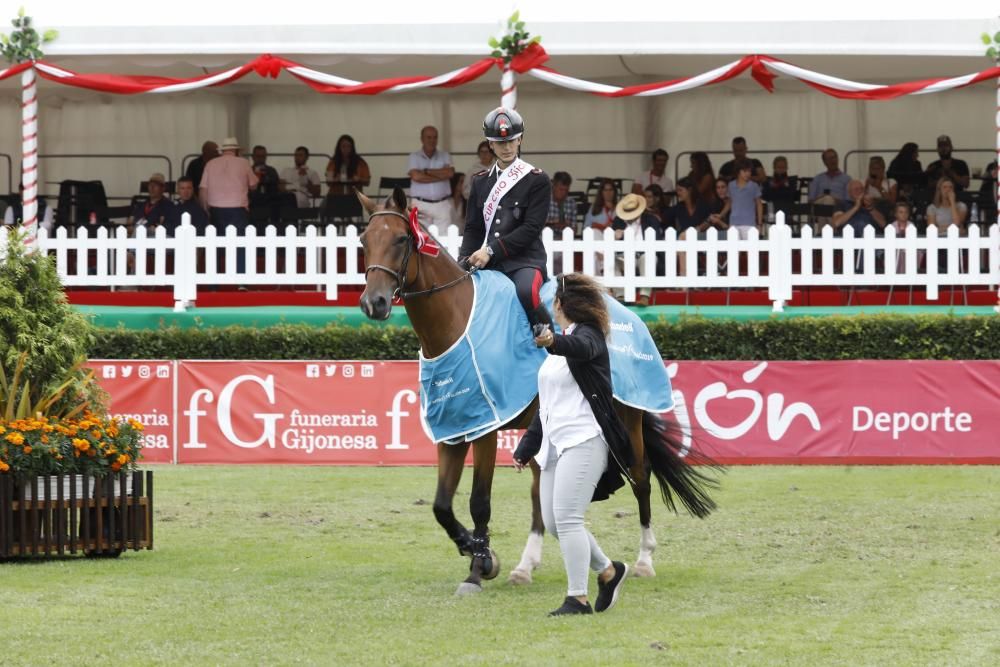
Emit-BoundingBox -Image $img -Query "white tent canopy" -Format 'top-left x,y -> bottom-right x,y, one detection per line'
2,3 -> 998,202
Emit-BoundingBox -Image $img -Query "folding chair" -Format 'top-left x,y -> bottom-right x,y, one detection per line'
377,177 -> 411,200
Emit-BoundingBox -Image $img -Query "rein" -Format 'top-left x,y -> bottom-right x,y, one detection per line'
363,210 -> 474,301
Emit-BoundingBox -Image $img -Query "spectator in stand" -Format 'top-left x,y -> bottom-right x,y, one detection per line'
250,145 -> 281,198
761,155 -> 798,216
185,140 -> 218,191
926,177 -> 967,235
978,161 -> 997,226
667,177 -> 715,279
718,137 -> 763,182
463,141 -> 494,200
707,177 -> 729,229
864,156 -> 897,214
887,142 -> 923,197
199,136 -> 259,274
723,159 -> 763,240
546,171 -> 578,235
128,172 -> 175,233
633,148 -> 674,194
326,134 -> 372,195
407,125 -> 455,228
751,163 -> 768,187
279,146 -> 322,208
808,148 -> 851,204
584,179 -> 618,231
642,184 -> 669,226
170,176 -> 209,234
888,201 -> 920,273
831,179 -> 887,236
3,180 -> 53,232
611,193 -> 661,306
449,172 -> 466,233
925,135 -> 970,192
687,151 -> 717,206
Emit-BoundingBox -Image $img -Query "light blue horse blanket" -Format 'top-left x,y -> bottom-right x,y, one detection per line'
419,271 -> 674,444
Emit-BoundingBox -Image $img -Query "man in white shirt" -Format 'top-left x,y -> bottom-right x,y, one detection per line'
407,125 -> 455,228
633,148 -> 674,194
279,145 -> 322,208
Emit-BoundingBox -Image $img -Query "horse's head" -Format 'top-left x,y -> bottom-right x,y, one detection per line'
358,187 -> 412,320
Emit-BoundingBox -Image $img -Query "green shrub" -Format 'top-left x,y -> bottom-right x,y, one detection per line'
88,314 -> 1000,361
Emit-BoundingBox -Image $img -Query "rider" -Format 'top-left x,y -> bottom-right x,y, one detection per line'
459,107 -> 554,331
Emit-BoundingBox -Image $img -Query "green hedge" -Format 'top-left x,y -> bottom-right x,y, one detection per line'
89,313 -> 1000,361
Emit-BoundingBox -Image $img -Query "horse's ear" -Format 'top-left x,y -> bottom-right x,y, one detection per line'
355,189 -> 376,215
391,187 -> 408,214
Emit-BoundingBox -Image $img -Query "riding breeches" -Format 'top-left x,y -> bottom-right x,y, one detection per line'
505,266 -> 551,327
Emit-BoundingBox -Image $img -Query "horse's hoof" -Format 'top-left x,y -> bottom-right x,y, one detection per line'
455,582 -> 483,596
481,549 -> 501,581
507,568 -> 533,585
633,561 -> 656,578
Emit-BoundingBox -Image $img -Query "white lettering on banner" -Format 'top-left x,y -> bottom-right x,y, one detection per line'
182,388 -> 214,449
121,366 -> 133,378
686,362 -> 821,441
325,364 -> 338,377
361,364 -> 374,378
217,374 -> 284,449
306,364 -> 320,378
386,389 -> 417,450
343,365 -> 355,378
852,406 -> 973,441
102,366 -> 116,379
281,429 -> 377,453
289,409 -> 377,427
482,158 -> 534,232
111,409 -> 171,450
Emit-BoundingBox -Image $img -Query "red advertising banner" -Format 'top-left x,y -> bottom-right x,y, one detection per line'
94,359 -> 1000,466
90,360 -> 175,464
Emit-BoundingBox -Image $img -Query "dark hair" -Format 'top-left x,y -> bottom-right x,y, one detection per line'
555,273 -> 610,337
895,200 -> 912,213
333,134 -> 361,179
552,171 -> 572,187
177,176 -> 194,186
894,142 -> 919,163
644,183 -> 666,209
675,176 -> 697,203
689,152 -> 715,181
732,136 -> 747,146
734,158 -> 752,173
252,145 -> 266,153
590,178 -> 618,215
651,148 -> 668,161
295,145 -> 310,156
476,140 -> 490,154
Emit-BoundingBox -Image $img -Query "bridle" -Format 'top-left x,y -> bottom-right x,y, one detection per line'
363,210 -> 473,301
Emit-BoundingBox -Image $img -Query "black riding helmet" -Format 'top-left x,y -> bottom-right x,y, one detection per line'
483,107 -> 524,142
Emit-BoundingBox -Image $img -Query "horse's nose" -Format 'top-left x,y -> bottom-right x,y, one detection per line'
360,292 -> 389,320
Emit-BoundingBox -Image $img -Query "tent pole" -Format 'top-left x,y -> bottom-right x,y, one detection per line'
21,64 -> 38,246
501,64 -> 516,109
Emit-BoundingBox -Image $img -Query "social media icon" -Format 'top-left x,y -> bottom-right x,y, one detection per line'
324,364 -> 337,377
121,366 -> 133,378
138,366 -> 151,379
102,366 -> 117,379
156,365 -> 170,378
306,364 -> 320,378
342,365 -> 355,378
361,364 -> 374,378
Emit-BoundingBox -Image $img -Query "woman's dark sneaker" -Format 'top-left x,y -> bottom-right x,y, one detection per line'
595,561 -> 629,612
548,596 -> 594,616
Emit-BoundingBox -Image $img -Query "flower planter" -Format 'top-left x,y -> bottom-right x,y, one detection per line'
0,471 -> 153,558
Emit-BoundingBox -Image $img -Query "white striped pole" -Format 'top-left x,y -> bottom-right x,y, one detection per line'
21,64 -> 38,247
501,63 -> 517,109
995,63 -> 1000,312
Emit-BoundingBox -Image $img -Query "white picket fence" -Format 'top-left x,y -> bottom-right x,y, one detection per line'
3,213 -> 997,313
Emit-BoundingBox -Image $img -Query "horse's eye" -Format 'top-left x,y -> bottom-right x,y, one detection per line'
393,236 -> 409,246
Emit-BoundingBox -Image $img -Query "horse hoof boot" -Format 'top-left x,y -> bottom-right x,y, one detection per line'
507,568 -> 533,585
455,581 -> 483,596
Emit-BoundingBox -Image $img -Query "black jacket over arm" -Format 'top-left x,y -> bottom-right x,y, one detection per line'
513,322 -> 634,501
460,167 -> 550,274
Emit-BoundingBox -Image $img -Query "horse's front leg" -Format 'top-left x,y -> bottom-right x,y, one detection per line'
433,441 -> 475,561
508,459 -> 545,585
457,434 -> 501,595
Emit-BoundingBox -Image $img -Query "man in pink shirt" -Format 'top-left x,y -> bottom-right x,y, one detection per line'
199,136 -> 258,273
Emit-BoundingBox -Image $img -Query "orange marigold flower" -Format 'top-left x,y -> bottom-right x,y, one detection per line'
127,419 -> 145,431
107,426 -> 119,437
78,420 -> 92,430
87,449 -> 96,457
91,430 -> 102,439
0,460 -> 8,472
111,462 -> 122,472
5,432 -> 24,445
41,435 -> 49,444
72,438 -> 90,451
116,454 -> 128,465
23,445 -> 32,454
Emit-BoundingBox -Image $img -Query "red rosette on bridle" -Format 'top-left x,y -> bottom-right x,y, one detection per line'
408,207 -> 440,257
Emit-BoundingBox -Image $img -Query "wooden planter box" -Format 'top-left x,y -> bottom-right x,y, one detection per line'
0,471 -> 153,559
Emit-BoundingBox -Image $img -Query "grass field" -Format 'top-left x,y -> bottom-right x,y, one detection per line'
2,465 -> 998,666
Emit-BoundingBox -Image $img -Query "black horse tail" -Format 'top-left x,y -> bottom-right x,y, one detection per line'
642,411 -> 723,519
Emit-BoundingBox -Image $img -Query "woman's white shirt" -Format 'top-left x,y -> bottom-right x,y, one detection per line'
534,324 -> 604,469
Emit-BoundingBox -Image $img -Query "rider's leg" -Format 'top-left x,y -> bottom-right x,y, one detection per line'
509,267 -> 552,329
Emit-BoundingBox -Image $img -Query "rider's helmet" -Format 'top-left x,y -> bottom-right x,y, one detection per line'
483,107 -> 524,142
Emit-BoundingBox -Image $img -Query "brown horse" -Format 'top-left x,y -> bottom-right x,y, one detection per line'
358,189 -> 718,595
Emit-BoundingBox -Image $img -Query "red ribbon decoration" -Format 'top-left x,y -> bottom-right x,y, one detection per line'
408,207 -> 441,257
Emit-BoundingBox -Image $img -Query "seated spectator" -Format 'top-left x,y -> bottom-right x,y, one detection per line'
718,136 -> 763,182
642,184 -> 669,226
250,145 -> 281,197
751,163 -> 767,186
611,193 -> 662,306
128,172 -> 175,232
925,135 -> 970,192
666,177 -> 712,239
762,155 -> 798,213
3,180 -> 53,233
279,146 -> 322,208
185,140 -> 219,191
463,141 -> 494,200
546,171 -> 577,234
830,179 -> 887,236
725,160 -> 763,240
864,156 -> 897,211
449,172 -> 466,233
887,201 -> 921,273
326,134 -> 372,195
707,177 -> 729,228
169,176 -> 209,234
583,178 -> 618,231
888,142 -> 923,195
808,148 -> 851,204
926,177 -> 967,235
977,161 -> 997,225
633,148 -> 674,193
687,151 -> 717,206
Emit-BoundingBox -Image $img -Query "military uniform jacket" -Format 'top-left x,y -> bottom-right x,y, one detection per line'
459,165 -> 551,274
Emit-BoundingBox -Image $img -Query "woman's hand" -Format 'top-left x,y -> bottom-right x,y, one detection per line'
512,456 -> 527,472
534,327 -> 555,348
